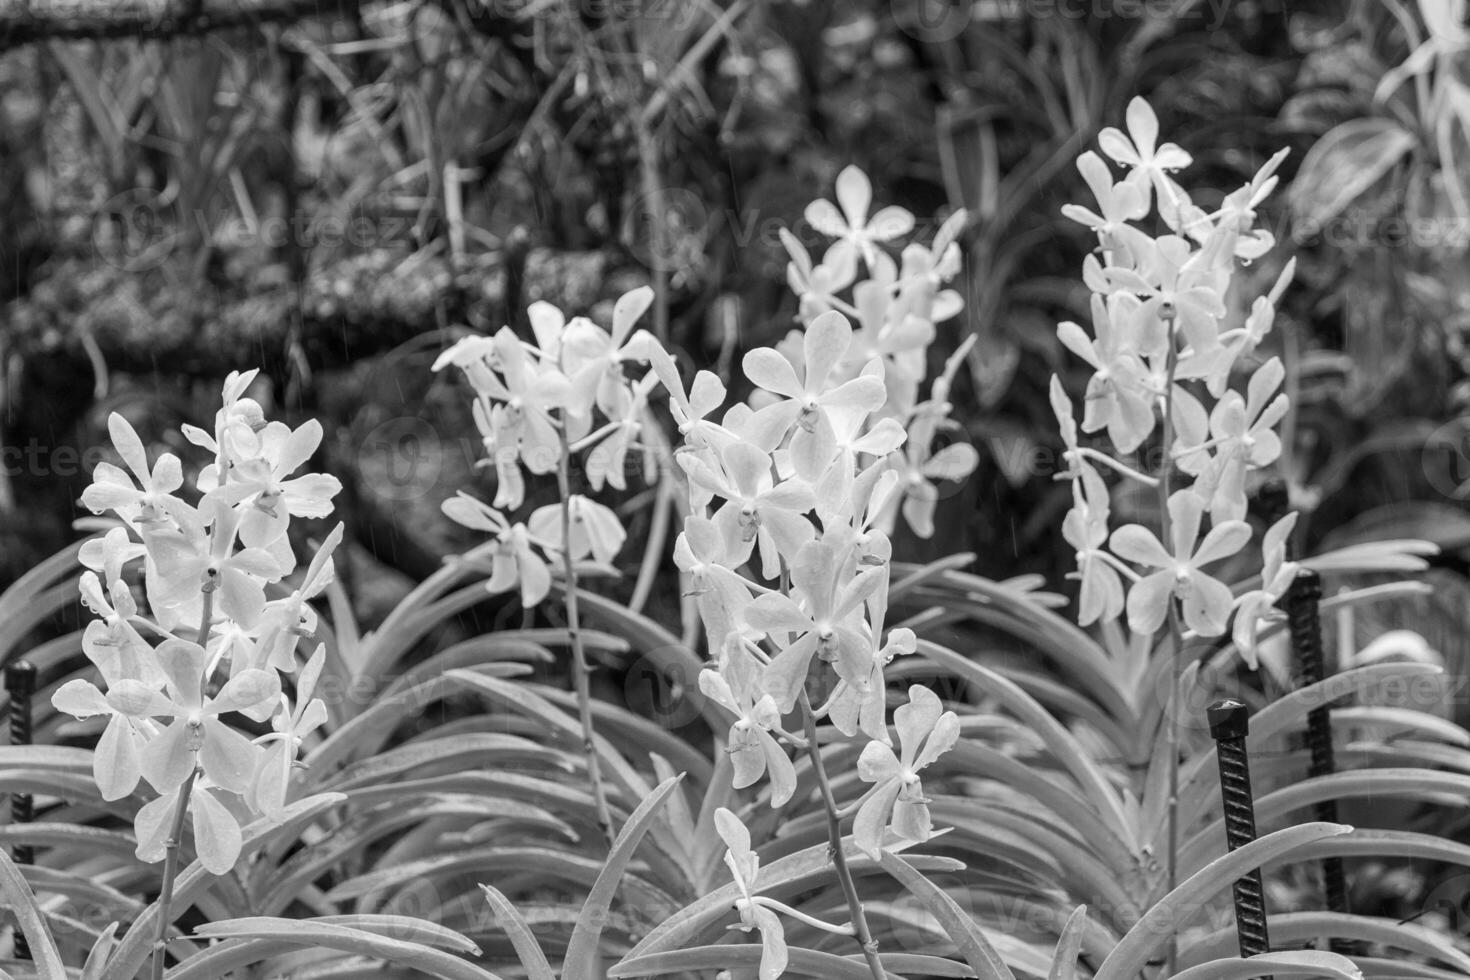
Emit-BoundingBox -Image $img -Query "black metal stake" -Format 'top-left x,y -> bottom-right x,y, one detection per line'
1209,698 -> 1272,971
1283,569 -> 1352,951
6,660 -> 35,962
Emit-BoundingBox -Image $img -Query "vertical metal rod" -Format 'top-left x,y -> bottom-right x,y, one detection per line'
1257,478 -> 1353,951
1208,698 -> 1272,970
1283,569 -> 1351,948
6,660 -> 36,962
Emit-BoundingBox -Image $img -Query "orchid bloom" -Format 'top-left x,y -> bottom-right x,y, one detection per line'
133,639 -> 279,796
229,419 -> 342,549
52,678 -> 155,800
743,539 -> 885,711
1097,97 -> 1193,220
804,165 -> 915,269
1105,234 -> 1228,356
1057,292 -> 1156,454
1183,359 -> 1290,524
80,413 -> 185,527
441,492 -> 553,606
825,626 -> 916,743
700,642 -> 796,806
79,571 -> 165,688
1062,151 -> 1150,260
1232,513 -> 1300,669
142,498 -> 283,631
133,777 -> 243,875
1110,490 -> 1252,636
251,523 -> 343,674
527,494 -> 627,566
783,228 -> 859,319
742,310 -> 888,480
714,807 -> 853,980
854,685 -> 960,858
561,286 -> 658,416
682,441 -> 816,581
1062,468 -> 1126,627
253,644 -> 329,815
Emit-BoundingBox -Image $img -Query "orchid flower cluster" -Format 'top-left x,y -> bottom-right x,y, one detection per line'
640,168 -> 976,977
54,371 -> 342,873
1053,96 -> 1299,664
429,293 -> 659,604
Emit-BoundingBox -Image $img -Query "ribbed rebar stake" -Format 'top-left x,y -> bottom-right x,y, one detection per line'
1208,698 -> 1272,972
1283,568 -> 1351,947
6,660 -> 35,962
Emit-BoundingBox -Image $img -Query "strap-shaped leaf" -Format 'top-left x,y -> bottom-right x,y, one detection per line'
1047,906 -> 1088,980
1186,910 -> 1470,973
1170,950 -> 1360,980
562,774 -> 684,978
610,944 -> 901,979
172,920 -> 503,980
879,851 -> 1015,980
1096,823 -> 1351,980
0,847 -> 67,979
480,885 -> 556,980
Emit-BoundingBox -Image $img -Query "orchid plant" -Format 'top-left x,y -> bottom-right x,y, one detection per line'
641,166 -> 980,980
1052,95 -> 1306,926
56,371 -> 343,978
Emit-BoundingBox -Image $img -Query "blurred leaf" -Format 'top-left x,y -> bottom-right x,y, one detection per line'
1291,117 -> 1417,227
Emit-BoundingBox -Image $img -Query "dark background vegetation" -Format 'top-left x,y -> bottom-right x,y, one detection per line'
2,0 -> 1469,650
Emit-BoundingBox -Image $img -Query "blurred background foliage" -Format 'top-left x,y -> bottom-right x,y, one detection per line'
2,0 -> 1469,646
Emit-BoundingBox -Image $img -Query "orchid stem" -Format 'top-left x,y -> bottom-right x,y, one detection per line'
150,766 -> 199,980
798,689 -> 886,980
557,425 -> 616,849
1158,311 -> 1183,978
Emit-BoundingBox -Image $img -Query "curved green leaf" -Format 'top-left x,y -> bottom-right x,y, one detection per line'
479,885 -> 556,980
1095,823 -> 1351,980
0,847 -> 67,980
878,851 -> 1015,980
562,774 -> 684,978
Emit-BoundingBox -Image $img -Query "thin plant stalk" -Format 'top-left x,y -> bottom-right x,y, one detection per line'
556,425 -> 616,848
797,689 -> 887,980
150,580 -> 216,980
151,766 -> 200,980
1156,310 -> 1184,976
